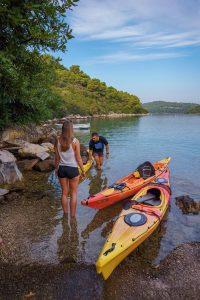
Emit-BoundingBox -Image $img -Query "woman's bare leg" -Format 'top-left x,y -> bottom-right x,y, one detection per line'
69,176 -> 80,217
59,178 -> 69,214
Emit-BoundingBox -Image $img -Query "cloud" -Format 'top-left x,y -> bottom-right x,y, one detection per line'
92,51 -> 186,64
70,0 -> 200,48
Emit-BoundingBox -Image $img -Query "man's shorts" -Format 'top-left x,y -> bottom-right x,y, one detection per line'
93,152 -> 103,158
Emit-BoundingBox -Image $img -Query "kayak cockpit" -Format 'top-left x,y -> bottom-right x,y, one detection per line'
135,188 -> 162,206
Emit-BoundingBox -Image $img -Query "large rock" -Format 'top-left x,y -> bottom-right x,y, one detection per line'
0,188 -> 9,201
40,142 -> 54,153
0,150 -> 23,184
17,159 -> 39,171
18,142 -> 50,160
1,125 -> 57,144
0,188 -> 9,196
1,128 -> 25,142
175,195 -> 200,214
33,159 -> 55,172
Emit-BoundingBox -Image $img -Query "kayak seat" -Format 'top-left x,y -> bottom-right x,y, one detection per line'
109,182 -> 126,191
137,190 -> 161,206
143,198 -> 161,206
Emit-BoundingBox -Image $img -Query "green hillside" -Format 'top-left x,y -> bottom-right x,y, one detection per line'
143,101 -> 200,114
52,61 -> 147,116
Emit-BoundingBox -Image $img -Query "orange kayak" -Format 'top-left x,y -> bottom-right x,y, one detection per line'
81,157 -> 171,209
96,167 -> 171,279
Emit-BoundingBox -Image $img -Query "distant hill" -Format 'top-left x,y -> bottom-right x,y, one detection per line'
52,62 -> 147,116
143,101 -> 200,114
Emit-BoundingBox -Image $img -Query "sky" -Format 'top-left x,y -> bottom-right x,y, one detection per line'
57,0 -> 200,103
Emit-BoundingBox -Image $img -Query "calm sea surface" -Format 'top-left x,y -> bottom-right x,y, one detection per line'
76,114 -> 200,263
0,114 -> 199,298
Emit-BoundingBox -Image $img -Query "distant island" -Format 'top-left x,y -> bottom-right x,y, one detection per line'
143,101 -> 200,114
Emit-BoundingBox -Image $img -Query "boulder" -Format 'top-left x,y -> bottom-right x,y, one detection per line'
34,159 -> 55,172
1,146 -> 21,156
0,188 -> 9,201
175,195 -> 200,214
1,128 -> 25,142
0,188 -> 9,196
3,139 -> 26,147
1,125 -> 58,144
0,150 -> 16,163
0,150 -> 23,184
17,159 -> 39,171
18,142 -> 50,160
40,142 -> 54,153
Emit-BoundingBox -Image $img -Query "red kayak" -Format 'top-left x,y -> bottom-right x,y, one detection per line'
81,157 -> 171,209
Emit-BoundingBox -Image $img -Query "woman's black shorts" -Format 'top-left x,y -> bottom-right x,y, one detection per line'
58,166 -> 79,179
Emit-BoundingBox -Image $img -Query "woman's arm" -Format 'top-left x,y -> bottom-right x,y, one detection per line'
54,137 -> 60,173
74,140 -> 85,174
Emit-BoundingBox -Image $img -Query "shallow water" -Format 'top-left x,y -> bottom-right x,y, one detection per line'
0,115 -> 200,298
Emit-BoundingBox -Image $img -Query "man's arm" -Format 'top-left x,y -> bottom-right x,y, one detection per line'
89,140 -> 93,160
105,144 -> 109,154
102,137 -> 109,157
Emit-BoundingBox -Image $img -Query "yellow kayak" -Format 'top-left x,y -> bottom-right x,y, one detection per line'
96,166 -> 171,280
79,158 -> 93,175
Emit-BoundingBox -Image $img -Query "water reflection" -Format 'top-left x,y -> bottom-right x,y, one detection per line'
57,217 -> 79,263
88,169 -> 108,196
48,171 -> 61,195
81,202 -> 122,239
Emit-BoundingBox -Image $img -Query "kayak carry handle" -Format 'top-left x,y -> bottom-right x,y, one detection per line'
103,243 -> 116,256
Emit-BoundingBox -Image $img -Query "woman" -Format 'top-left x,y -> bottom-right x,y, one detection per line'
54,120 -> 85,217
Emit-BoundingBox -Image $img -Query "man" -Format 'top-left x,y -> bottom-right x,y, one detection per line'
89,132 -> 109,170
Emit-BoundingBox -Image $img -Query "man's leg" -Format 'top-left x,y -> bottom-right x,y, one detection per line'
94,154 -> 101,170
99,154 -> 104,167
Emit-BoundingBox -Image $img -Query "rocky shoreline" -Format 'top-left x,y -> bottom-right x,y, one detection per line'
0,242 -> 199,299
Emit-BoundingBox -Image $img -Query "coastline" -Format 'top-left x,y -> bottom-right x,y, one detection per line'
46,112 -> 149,124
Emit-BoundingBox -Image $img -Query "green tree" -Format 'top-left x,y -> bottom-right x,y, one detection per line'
0,0 -> 78,128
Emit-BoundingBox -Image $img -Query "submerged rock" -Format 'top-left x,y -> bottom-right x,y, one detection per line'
0,150 -> 23,184
175,195 -> 200,214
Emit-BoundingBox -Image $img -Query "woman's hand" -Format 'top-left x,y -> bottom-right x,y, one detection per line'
55,168 -> 58,176
81,171 -> 86,179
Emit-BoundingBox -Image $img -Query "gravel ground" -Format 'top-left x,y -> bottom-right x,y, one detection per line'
0,242 -> 199,300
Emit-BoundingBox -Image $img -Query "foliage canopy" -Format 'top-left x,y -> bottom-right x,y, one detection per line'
0,0 -> 78,128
